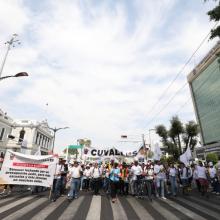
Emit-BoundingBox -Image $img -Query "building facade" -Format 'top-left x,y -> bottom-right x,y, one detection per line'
6,119 -> 54,155
0,109 -> 13,170
188,41 -> 220,158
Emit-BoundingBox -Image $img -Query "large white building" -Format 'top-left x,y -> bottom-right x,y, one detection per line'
0,108 -> 54,156
0,109 -> 13,156
7,119 -> 54,155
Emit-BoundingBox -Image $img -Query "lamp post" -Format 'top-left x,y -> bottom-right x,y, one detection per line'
0,34 -> 21,78
0,72 -> 28,81
48,127 -> 69,153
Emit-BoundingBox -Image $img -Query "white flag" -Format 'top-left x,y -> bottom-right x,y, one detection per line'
180,146 -> 192,166
153,143 -> 162,161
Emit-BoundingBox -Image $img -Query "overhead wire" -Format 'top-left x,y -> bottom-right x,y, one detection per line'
144,22 -> 219,129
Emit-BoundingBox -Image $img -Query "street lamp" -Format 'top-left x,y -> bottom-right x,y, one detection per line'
48,127 -> 69,153
0,72 -> 28,81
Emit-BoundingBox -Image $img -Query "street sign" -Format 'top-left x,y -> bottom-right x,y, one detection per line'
67,145 -> 83,149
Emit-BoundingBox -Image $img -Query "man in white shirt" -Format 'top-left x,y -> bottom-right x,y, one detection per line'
91,162 -> 102,195
51,159 -> 64,202
83,165 -> 92,191
67,161 -> 82,200
131,160 -> 143,196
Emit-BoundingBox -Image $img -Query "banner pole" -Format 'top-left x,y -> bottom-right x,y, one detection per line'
49,186 -> 52,200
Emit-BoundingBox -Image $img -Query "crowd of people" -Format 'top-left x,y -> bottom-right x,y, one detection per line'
51,158 -> 220,203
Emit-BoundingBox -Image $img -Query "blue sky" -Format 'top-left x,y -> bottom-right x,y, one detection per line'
0,0 -> 218,153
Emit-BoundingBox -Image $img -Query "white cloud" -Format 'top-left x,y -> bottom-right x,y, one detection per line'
0,0 -> 218,152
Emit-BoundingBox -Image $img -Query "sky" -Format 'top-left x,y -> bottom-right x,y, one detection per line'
0,0 -> 219,153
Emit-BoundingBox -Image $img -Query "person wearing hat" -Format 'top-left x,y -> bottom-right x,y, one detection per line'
83,165 -> 92,191
67,161 -> 82,200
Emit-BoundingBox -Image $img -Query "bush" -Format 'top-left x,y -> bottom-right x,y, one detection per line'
206,153 -> 218,164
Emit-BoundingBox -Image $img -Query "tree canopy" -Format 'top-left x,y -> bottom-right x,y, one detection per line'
206,0 -> 220,39
155,116 -> 199,161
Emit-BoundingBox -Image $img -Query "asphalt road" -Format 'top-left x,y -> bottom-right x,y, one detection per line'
0,190 -> 219,220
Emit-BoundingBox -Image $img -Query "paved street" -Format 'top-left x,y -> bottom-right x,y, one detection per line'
0,191 -> 219,220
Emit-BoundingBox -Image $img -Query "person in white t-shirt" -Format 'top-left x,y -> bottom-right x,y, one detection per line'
154,161 -> 166,199
143,164 -> 154,201
67,161 -> 82,200
130,161 -> 143,196
83,165 -> 92,191
91,162 -> 102,195
197,161 -> 209,197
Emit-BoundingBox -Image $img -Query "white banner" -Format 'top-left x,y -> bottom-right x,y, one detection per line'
0,150 -> 58,187
83,147 -> 138,158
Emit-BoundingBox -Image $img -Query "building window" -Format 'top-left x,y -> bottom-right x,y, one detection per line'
18,129 -> 25,143
0,128 -> 5,141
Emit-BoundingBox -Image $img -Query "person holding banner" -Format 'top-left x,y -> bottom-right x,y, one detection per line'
67,161 -> 82,200
51,158 -> 65,202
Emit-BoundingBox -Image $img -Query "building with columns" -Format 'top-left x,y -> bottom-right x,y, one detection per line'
7,119 -> 54,155
0,109 -> 13,156
0,107 -> 54,155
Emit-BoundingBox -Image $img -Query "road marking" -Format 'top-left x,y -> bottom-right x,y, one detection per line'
2,197 -> 48,220
31,197 -> 66,220
151,200 -> 179,220
188,196 -> 220,211
110,198 -> 128,220
175,197 -> 220,219
0,196 -> 34,214
0,196 -> 17,205
161,198 -> 206,220
127,197 -> 154,220
58,196 -> 85,220
86,196 -> 101,220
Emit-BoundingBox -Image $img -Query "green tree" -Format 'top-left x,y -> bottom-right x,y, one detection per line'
63,148 -> 79,158
182,121 -> 199,151
169,116 -> 184,155
155,116 -> 199,161
206,0 -> 220,39
206,152 -> 219,164
78,139 -> 91,147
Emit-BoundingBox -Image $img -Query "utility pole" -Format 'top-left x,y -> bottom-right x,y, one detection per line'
0,34 -> 21,78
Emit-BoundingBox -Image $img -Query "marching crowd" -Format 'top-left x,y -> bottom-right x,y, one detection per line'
51,158 -> 220,203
